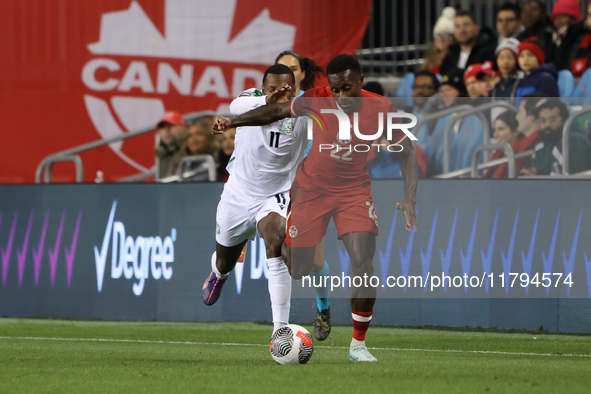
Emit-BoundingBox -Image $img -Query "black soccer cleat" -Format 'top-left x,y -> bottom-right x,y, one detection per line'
313,307 -> 331,341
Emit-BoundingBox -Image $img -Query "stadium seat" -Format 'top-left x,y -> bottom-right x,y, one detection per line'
412,113 -> 430,147
558,70 -> 575,98
446,114 -> 484,172
571,69 -> 591,105
423,114 -> 453,176
369,158 -> 402,179
395,73 -> 415,109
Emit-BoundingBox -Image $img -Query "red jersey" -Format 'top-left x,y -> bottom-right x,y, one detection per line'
290,86 -> 408,193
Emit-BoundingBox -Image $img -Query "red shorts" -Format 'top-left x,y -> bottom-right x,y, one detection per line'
285,182 -> 379,248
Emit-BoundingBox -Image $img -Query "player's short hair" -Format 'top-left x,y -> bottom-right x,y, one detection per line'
262,64 -> 295,86
326,54 -> 362,76
497,2 -> 521,20
455,10 -> 477,24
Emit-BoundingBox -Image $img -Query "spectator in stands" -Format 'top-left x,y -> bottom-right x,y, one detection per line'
515,37 -> 559,97
155,111 -> 187,180
464,61 -> 496,98
439,10 -> 497,76
496,3 -> 524,44
517,0 -> 554,56
412,70 -> 440,114
170,118 -> 215,177
515,94 -> 542,139
438,69 -> 468,108
548,0 -> 590,76
217,128 -> 236,182
275,51 -> 325,96
422,7 -> 456,74
362,81 -> 385,96
484,111 -> 526,178
521,98 -> 591,175
490,38 -> 521,100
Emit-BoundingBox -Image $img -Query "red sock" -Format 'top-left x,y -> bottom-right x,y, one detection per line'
352,309 -> 373,341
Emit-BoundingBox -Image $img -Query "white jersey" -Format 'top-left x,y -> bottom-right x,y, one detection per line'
225,88 -> 307,199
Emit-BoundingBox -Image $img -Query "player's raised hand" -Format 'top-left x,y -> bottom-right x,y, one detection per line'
266,84 -> 292,104
212,116 -> 232,134
396,202 -> 418,232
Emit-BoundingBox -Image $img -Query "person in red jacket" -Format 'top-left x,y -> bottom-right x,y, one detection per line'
484,102 -> 540,178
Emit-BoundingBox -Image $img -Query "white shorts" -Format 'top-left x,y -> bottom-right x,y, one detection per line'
215,182 -> 290,247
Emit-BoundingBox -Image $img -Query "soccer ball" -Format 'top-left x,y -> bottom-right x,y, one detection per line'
269,324 -> 314,364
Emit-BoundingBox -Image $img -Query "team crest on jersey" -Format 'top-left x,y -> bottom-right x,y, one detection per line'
337,136 -> 352,144
337,124 -> 353,144
289,225 -> 298,238
282,119 -> 294,134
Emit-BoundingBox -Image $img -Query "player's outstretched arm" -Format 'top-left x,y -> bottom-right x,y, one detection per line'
396,138 -> 418,232
232,101 -> 291,128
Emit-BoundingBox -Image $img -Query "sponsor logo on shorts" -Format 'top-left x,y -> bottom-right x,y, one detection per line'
216,223 -> 221,235
289,225 -> 298,238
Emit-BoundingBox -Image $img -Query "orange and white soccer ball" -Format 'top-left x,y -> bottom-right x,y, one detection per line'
269,324 -> 314,364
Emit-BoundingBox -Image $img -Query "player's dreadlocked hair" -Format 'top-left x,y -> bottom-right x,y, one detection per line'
275,51 -> 325,91
262,64 -> 295,86
326,54 -> 361,76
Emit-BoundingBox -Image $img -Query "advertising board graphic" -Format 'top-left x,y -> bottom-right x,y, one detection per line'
1,182 -> 590,332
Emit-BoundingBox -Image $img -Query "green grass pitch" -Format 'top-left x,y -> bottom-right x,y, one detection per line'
0,319 -> 590,393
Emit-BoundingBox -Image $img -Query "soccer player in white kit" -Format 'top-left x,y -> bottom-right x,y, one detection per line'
202,64 -> 307,335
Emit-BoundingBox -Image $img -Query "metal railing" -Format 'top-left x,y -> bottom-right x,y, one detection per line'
442,101 -> 517,174
167,155 -> 216,183
435,150 -> 534,179
471,143 -> 515,178
562,104 -> 591,175
37,155 -> 84,184
36,111 -> 218,184
412,105 -> 474,136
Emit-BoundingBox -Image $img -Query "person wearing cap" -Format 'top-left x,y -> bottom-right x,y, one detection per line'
439,68 -> 468,107
464,61 -> 497,98
517,0 -> 554,57
496,3 -> 524,44
548,0 -> 591,76
422,7 -> 456,74
515,37 -> 559,98
154,110 -> 188,180
439,10 -> 497,76
520,98 -> 591,176
490,38 -> 522,100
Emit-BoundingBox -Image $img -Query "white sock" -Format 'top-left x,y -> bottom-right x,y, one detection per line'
351,338 -> 365,348
267,257 -> 291,334
211,251 -> 228,279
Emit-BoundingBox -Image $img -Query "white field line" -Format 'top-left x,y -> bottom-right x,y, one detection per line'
0,336 -> 590,358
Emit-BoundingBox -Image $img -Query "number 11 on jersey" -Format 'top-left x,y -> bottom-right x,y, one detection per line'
269,131 -> 280,148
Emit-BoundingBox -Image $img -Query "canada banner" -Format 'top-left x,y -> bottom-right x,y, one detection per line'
0,0 -> 372,184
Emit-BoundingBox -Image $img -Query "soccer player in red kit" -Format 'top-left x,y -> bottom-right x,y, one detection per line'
213,54 -> 418,362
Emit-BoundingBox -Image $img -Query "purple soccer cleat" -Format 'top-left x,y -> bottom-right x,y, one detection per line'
202,271 -> 228,305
